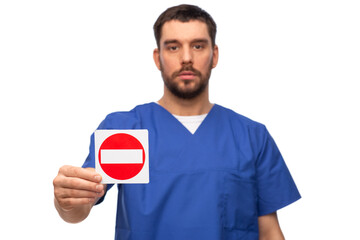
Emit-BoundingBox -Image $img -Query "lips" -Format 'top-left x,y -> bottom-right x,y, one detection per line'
178,71 -> 196,80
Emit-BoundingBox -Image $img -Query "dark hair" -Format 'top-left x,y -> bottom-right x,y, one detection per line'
153,4 -> 217,49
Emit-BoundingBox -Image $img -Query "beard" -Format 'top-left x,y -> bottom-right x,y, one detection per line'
160,60 -> 213,100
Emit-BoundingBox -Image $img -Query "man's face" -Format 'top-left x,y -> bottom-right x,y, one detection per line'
154,20 -> 218,99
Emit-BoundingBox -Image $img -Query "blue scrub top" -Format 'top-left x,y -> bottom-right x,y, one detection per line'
83,103 -> 301,240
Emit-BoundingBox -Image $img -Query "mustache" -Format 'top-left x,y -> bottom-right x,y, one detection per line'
172,65 -> 202,78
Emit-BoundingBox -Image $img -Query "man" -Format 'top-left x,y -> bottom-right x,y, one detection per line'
53,4 -> 300,240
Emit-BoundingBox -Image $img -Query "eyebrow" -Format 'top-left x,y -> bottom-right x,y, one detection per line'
163,38 -> 210,46
192,39 -> 210,44
163,39 -> 180,46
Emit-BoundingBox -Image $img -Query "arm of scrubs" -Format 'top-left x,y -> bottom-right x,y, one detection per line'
258,212 -> 285,240
256,127 -> 301,216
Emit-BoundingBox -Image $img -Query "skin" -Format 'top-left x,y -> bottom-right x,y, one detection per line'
54,19 -> 285,239
258,212 -> 285,240
53,165 -> 106,223
153,20 -> 218,116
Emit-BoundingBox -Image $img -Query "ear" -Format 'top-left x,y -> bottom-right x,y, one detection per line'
212,45 -> 219,69
153,48 -> 161,70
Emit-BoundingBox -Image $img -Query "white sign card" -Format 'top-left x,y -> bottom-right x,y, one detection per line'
94,129 -> 149,184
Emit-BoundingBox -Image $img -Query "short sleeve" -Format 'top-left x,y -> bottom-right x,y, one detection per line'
256,127 -> 301,216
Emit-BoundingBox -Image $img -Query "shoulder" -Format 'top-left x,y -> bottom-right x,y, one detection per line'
214,104 -> 271,149
215,104 -> 267,131
98,102 -> 154,129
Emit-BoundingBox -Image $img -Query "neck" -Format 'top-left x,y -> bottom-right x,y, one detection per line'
158,86 -> 213,116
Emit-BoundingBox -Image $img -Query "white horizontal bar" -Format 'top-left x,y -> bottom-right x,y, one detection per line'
100,149 -> 143,164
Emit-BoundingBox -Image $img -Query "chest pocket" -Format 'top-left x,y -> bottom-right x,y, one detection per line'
222,173 -> 258,232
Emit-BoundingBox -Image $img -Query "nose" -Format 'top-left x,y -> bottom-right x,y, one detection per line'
181,46 -> 193,65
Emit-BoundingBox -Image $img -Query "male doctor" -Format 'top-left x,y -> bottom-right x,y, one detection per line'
53,4 -> 300,240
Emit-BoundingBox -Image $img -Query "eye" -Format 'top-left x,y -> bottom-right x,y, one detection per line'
168,45 -> 179,51
193,44 -> 204,50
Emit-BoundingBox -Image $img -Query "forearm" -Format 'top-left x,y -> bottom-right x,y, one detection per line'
258,212 -> 285,240
259,230 -> 285,240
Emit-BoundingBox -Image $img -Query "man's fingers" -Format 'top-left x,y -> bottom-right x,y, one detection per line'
56,187 -> 104,199
55,176 -> 104,193
59,165 -> 102,183
53,165 -> 106,212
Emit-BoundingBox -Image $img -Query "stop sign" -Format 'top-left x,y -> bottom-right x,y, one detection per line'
95,130 -> 149,184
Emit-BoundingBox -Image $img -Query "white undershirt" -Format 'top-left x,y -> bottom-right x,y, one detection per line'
155,102 -> 207,134
173,114 -> 207,134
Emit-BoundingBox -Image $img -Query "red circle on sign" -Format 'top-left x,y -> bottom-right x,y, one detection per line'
99,133 -> 145,180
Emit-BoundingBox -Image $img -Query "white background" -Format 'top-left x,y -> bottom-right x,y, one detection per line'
1,0 -> 359,239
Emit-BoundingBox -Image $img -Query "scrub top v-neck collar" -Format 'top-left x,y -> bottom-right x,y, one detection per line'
151,102 -> 218,136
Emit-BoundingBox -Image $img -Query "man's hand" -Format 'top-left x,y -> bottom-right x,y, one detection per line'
53,165 -> 105,223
